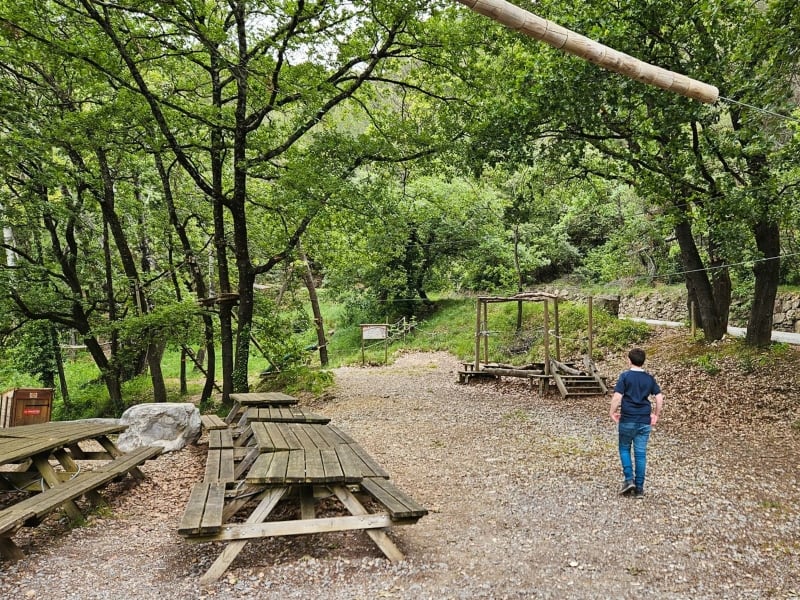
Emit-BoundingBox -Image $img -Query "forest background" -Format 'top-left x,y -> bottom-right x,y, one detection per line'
0,0 -> 799,419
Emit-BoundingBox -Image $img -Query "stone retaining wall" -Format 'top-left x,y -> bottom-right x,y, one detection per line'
536,286 -> 800,333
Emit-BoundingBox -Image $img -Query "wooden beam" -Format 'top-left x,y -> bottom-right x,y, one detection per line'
455,0 -> 719,103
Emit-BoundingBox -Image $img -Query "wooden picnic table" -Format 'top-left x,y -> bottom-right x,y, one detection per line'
180,414 -> 427,584
0,421 -> 128,481
224,392 -> 299,425
233,406 -> 331,450
0,421 -> 161,560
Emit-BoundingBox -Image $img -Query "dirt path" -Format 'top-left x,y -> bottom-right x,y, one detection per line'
1,344 -> 799,599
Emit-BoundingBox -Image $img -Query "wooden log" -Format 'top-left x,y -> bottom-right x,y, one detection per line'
482,367 -> 545,377
550,359 -> 583,375
455,0 -> 719,104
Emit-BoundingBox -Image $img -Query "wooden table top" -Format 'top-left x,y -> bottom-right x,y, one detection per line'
228,392 -> 298,406
0,421 -> 126,466
246,422 -> 388,484
244,406 -> 330,424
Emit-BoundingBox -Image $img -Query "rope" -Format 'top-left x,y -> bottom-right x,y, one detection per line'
718,96 -> 800,123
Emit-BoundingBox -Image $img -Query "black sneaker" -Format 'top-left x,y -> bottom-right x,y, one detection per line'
619,480 -> 635,495
633,488 -> 645,499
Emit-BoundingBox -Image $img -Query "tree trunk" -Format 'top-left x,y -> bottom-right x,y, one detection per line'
50,325 -> 69,408
746,221 -> 780,347
83,335 -> 123,414
155,153 -> 217,403
147,341 -> 168,402
299,244 -> 329,367
513,224 -> 523,331
674,220 -> 729,340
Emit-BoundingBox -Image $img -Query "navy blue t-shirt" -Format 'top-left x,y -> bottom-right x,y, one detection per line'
614,369 -> 661,424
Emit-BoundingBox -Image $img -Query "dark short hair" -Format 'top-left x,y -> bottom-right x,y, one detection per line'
629,348 -> 646,366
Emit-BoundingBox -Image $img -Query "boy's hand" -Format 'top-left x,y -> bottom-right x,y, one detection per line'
650,414 -> 659,426
610,412 -> 620,424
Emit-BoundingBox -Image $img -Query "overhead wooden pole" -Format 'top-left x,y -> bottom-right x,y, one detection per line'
455,0 -> 719,104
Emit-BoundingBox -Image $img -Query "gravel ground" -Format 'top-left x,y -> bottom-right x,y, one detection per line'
2,337 -> 799,599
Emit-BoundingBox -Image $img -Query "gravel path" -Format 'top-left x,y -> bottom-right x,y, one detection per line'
1,348 -> 799,599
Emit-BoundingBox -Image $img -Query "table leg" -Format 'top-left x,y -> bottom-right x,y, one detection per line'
0,537 -> 25,561
330,484 -> 404,562
29,454 -> 83,522
52,449 -> 104,506
96,435 -> 145,480
299,485 -> 315,520
200,486 -> 286,585
223,401 -> 241,425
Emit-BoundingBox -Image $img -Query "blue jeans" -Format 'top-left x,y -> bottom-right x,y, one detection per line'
618,422 -> 651,489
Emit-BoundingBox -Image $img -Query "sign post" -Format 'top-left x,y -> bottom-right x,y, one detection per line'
360,324 -> 389,365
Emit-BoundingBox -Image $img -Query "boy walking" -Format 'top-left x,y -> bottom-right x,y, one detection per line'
609,348 -> 664,498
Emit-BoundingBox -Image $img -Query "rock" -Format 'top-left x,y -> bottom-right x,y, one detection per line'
116,402 -> 201,453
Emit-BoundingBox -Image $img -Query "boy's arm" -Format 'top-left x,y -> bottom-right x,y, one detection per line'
609,391 -> 622,423
650,392 -> 665,425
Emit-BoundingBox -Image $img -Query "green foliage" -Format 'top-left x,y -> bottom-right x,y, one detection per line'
692,353 -> 722,376
595,319 -> 653,354
256,366 -> 334,397
6,321 -> 59,387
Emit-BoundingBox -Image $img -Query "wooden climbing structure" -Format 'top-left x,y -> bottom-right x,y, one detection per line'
458,292 -> 606,398
550,357 -> 607,398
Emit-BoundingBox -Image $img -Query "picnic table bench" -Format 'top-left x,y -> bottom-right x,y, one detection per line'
0,421 -> 161,560
180,399 -> 427,584
200,414 -> 228,430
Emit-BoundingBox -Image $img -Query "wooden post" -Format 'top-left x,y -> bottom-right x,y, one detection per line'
483,300 -> 489,365
543,300 -> 550,375
553,297 -> 561,362
588,295 -> 594,360
454,0 -> 719,104
474,299 -> 482,370
690,301 -> 696,338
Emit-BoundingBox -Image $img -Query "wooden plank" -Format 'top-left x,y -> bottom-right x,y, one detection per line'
245,452 -> 276,484
320,448 -> 345,482
263,422 -> 290,451
263,451 -> 291,483
359,477 -> 428,519
200,414 -> 228,430
234,423 -> 252,448
332,444 -> 368,482
204,449 -> 222,483
189,513 -> 394,543
325,424 -> 357,445
179,482 -> 225,535
277,424 -> 304,450
219,448 -> 235,482
304,449 -> 326,482
300,423 -> 331,449
200,483 -> 226,533
208,428 -> 233,449
234,447 -> 260,480
179,483 -> 209,533
229,392 -> 298,406
204,449 -> 236,483
348,443 -> 390,479
289,424 -> 319,451
223,400 -> 241,425
284,449 -> 307,482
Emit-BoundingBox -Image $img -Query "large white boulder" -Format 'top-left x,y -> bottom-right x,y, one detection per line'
116,402 -> 201,453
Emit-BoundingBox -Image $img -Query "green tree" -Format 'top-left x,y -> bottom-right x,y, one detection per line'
458,0 -> 799,345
